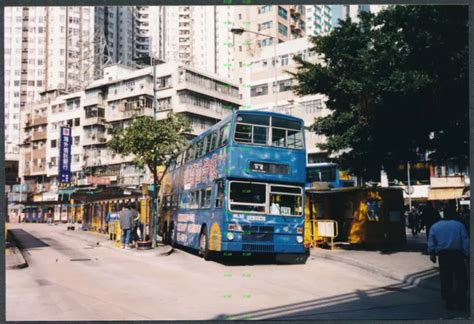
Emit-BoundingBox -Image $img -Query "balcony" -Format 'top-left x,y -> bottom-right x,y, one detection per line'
32,116 -> 48,126
83,133 -> 107,146
31,131 -> 47,142
83,116 -> 106,126
430,176 -> 465,188
32,164 -> 46,174
32,147 -> 46,159
107,107 -> 153,122
176,102 -> 231,121
23,168 -> 31,176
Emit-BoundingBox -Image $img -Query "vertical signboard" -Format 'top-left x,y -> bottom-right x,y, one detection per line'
59,127 -> 72,183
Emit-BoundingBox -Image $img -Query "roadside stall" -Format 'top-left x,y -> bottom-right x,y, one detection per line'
305,187 -> 406,248
71,186 -> 146,245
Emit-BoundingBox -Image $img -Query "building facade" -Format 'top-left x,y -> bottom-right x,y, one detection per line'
244,37 -> 330,163
4,6 -> 95,172
18,63 -> 240,212
233,5 -> 308,101
305,5 -> 332,36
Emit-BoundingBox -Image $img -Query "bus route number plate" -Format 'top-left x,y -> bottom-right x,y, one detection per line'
249,162 -> 289,175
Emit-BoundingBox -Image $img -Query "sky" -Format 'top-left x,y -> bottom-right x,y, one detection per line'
331,5 -> 344,27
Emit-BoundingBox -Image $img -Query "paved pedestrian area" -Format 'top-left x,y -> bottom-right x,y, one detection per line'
6,223 -> 471,321
312,229 -> 443,291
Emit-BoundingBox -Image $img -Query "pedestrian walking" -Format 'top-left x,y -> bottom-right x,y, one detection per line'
119,204 -> 135,249
132,210 -> 143,245
428,203 -> 470,311
421,203 -> 441,240
408,208 -> 420,235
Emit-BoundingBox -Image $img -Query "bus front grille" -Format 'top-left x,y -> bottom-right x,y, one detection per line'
242,225 -> 274,242
242,244 -> 274,252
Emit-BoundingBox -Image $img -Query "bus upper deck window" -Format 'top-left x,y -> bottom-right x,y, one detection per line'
219,124 -> 229,147
210,131 -> 218,151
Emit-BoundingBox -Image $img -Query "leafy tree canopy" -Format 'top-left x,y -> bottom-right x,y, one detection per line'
291,6 -> 468,180
108,113 -> 192,182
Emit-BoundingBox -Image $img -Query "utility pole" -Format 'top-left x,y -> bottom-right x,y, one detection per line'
407,161 -> 412,211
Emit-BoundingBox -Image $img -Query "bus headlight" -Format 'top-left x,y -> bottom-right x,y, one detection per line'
296,236 -> 303,244
227,232 -> 235,240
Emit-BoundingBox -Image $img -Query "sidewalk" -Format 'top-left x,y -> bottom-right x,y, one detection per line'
6,230 -> 29,269
58,224 -> 173,256
310,229 -> 440,291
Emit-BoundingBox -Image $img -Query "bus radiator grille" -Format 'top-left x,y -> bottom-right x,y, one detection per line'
242,226 -> 274,242
242,244 -> 274,252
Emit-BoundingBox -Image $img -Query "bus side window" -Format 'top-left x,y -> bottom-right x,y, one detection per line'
215,180 -> 224,208
196,141 -> 203,159
200,188 -> 212,209
191,191 -> 199,209
210,131 -> 218,152
186,145 -> 195,162
205,135 -> 212,155
220,124 -> 229,146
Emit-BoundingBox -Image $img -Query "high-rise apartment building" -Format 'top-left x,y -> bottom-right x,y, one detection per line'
342,4 -> 389,22
4,6 -> 95,171
305,5 -> 332,36
154,6 -> 234,80
233,5 -> 307,103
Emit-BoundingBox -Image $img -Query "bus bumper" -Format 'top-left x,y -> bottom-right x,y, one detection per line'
220,242 -> 307,254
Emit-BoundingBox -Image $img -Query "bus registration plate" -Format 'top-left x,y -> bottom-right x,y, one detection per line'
247,215 -> 266,221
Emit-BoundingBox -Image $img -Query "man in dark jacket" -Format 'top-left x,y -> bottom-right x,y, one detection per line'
120,204 -> 135,249
421,203 -> 441,239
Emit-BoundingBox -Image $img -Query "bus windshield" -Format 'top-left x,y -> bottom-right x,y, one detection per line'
229,181 -> 303,216
234,114 -> 304,149
307,165 -> 337,183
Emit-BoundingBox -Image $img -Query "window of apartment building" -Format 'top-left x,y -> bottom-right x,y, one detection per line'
280,55 -> 289,66
273,79 -> 293,93
73,154 -> 81,163
50,157 -> 57,166
260,5 -> 272,14
157,97 -> 172,111
238,13 -> 242,20
251,83 -> 269,97
259,21 -> 273,31
278,6 -> 288,19
74,136 -> 80,146
258,38 -> 273,47
13,81 -> 20,87
278,23 -> 288,36
303,99 -> 323,113
51,139 -> 57,148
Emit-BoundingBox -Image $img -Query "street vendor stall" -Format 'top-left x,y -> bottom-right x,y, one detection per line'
305,187 -> 406,248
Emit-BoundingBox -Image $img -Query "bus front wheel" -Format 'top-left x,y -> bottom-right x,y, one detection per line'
199,228 -> 210,260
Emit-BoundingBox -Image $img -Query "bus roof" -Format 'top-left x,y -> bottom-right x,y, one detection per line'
307,162 -> 338,167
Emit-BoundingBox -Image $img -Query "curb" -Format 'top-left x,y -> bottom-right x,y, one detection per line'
311,249 -> 439,292
61,230 -> 174,256
6,230 -> 29,270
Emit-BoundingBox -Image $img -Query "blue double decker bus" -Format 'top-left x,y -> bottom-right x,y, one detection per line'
158,110 -> 308,263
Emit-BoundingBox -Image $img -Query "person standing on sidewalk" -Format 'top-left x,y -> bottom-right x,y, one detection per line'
119,204 -> 134,249
421,203 -> 441,239
428,203 -> 470,311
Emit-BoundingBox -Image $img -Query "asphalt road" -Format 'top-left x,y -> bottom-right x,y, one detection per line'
6,223 -> 458,321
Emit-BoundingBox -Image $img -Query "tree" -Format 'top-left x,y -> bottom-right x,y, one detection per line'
108,113 -> 192,242
291,6 -> 468,180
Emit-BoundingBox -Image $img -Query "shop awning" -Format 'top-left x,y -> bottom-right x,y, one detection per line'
428,188 -> 465,201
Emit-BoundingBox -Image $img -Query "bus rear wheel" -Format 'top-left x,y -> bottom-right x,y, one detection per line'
199,228 -> 210,260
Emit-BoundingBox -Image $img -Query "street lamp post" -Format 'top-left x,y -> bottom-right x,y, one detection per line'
230,27 -> 279,111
